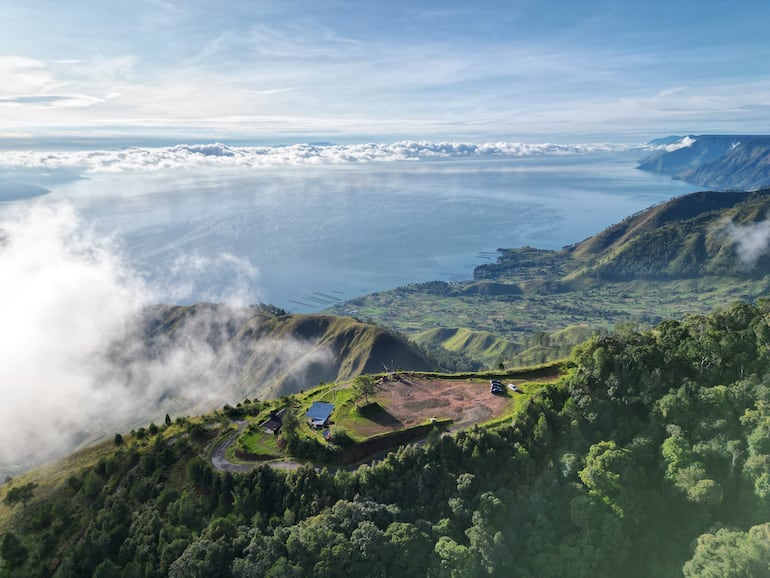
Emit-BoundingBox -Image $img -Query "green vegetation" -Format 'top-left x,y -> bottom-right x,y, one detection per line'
2,484 -> 36,510
352,375 -> 377,406
329,189 -> 770,369
234,428 -> 281,458
9,185 -> 770,575
145,304 -> 435,404
4,300 -> 770,575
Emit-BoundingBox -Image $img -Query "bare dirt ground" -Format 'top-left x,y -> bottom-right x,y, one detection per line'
352,375 -> 522,437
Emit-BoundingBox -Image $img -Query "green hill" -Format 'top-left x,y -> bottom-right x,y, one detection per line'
411,327 -> 518,366
478,189 -> 770,283
0,305 -> 436,480
4,301 -> 770,576
566,189 -> 770,280
143,304 -> 435,401
329,189 -> 770,362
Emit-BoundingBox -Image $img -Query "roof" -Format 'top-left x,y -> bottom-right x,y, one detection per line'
259,408 -> 287,431
260,418 -> 282,431
306,401 -> 334,423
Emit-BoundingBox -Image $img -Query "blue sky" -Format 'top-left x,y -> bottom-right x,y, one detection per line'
1,0 -> 769,146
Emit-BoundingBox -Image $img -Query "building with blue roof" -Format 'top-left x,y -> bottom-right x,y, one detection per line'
306,401 -> 334,428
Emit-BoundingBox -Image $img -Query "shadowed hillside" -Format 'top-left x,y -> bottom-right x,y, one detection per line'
638,135 -> 770,190
479,189 -> 770,283
142,304 -> 435,401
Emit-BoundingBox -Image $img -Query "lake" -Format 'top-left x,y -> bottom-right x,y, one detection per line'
1,150 -> 697,311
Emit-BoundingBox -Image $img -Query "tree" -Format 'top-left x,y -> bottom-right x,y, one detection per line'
3,482 -> 37,509
353,375 -> 377,406
1,532 -> 28,570
114,433 -> 124,446
683,524 -> 770,577
281,409 -> 300,440
166,413 -> 173,427
431,536 -> 480,577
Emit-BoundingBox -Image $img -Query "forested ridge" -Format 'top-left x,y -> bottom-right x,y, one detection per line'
4,301 -> 770,576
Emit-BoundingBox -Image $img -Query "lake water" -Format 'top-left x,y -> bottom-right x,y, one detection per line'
2,150 -> 698,311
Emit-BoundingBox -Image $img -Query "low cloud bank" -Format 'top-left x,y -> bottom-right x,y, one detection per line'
722,218 -> 770,269
0,201 -> 325,476
643,136 -> 696,152
0,140 -> 622,173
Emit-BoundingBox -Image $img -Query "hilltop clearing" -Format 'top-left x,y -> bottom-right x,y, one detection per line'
0,304 -> 436,480
226,366 -> 558,469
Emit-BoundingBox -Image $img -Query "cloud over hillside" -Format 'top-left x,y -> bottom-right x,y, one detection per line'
0,201 -> 322,476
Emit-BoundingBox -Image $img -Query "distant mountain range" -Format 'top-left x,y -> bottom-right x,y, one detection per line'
639,134 -> 770,190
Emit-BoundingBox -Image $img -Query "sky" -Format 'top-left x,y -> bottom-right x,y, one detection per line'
0,0 -> 769,147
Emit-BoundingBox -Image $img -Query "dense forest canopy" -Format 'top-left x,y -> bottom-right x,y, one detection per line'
3,300 -> 770,576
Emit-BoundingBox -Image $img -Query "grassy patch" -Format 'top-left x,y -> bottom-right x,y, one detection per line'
0,440 -> 115,534
478,380 -> 549,429
234,427 -> 282,458
328,276 -> 770,368
330,391 -> 379,440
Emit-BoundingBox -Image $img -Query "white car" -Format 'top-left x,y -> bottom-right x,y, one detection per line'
507,383 -> 518,392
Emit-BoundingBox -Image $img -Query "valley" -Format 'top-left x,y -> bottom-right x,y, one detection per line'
329,187 -> 770,368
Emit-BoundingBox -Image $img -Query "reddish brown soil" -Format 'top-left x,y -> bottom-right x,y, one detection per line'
351,375 -> 525,437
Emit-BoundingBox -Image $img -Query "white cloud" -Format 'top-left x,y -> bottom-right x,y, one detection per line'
167,251 -> 262,307
0,93 -> 103,108
0,140 -> 621,173
643,136 -> 697,153
0,201 -> 148,468
0,201 -> 320,475
722,218 -> 770,269
0,56 -> 59,94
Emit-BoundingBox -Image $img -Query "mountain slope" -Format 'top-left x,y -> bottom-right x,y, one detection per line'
476,189 -> 770,283
4,301 -> 770,577
681,138 -> 770,190
328,188 -> 770,358
566,189 -> 770,280
638,135 -> 770,190
142,304 -> 435,401
411,327 -> 519,364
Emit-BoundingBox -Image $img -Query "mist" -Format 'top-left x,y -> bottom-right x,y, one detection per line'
0,201 -> 329,478
722,217 -> 770,269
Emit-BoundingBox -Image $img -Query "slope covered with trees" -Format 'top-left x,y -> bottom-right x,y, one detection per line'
3,300 -> 770,576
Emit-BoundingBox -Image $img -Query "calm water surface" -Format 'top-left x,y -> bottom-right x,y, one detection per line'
10,151 -> 698,311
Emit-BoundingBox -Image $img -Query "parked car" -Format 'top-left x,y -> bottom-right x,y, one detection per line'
507,383 -> 518,392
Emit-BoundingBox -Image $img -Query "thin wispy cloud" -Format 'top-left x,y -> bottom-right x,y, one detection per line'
0,1 -> 769,141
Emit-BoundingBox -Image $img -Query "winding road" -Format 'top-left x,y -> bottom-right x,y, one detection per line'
211,421 -> 304,472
